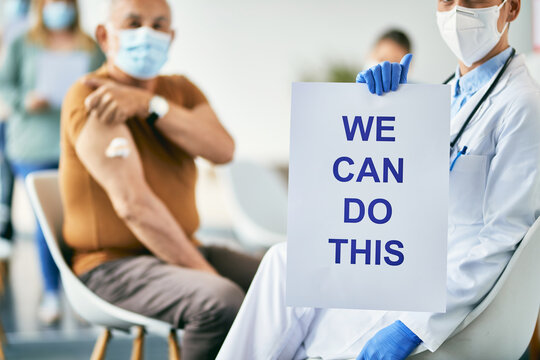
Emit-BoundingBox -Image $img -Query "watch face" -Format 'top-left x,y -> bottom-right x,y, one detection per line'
151,96 -> 169,117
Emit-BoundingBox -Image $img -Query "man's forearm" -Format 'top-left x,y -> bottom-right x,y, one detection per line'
154,103 -> 235,164
82,76 -> 234,164
120,187 -> 216,273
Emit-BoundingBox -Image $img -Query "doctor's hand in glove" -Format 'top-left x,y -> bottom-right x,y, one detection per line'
356,320 -> 422,360
356,54 -> 413,96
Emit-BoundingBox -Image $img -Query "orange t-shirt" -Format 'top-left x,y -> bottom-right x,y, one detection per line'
60,66 -> 207,276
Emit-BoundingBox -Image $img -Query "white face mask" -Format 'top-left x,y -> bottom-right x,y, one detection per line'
437,0 -> 508,67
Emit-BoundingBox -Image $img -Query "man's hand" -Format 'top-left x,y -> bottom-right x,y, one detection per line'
197,264 -> 219,275
25,92 -> 49,113
83,77 -> 152,125
357,321 -> 421,360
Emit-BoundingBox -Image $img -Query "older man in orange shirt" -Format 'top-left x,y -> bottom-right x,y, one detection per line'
60,0 -> 259,358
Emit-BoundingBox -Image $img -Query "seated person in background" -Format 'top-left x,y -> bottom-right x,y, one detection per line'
60,0 -> 259,358
364,28 -> 412,69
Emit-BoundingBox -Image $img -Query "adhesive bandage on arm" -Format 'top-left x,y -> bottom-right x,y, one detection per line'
105,137 -> 131,158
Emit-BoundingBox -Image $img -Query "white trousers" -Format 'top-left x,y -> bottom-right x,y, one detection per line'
217,243 -> 399,360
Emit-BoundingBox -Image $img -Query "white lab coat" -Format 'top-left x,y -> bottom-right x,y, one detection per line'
217,55 -> 540,360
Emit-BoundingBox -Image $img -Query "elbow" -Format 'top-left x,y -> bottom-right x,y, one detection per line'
212,137 -> 235,165
110,185 -> 152,225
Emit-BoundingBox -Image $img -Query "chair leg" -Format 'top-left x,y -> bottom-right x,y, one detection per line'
530,319 -> 539,360
168,330 -> 181,360
0,317 -> 7,360
0,261 -> 6,296
130,326 -> 144,360
90,328 -> 111,360
0,323 -> 5,360
0,319 -> 6,346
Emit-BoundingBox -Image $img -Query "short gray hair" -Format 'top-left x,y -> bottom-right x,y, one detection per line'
105,0 -> 171,21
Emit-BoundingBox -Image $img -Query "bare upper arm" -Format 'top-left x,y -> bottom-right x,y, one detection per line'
75,111 -> 146,199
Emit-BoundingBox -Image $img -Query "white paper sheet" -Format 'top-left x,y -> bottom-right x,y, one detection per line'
35,50 -> 90,109
286,82 -> 450,312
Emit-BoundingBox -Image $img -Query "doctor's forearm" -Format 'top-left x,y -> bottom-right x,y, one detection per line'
155,103 -> 235,164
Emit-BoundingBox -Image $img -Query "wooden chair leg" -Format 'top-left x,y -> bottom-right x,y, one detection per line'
530,319 -> 540,360
130,326 -> 144,360
0,319 -> 6,345
0,316 -> 6,360
0,261 -> 6,296
0,323 -> 5,360
168,330 -> 181,360
91,328 -> 111,360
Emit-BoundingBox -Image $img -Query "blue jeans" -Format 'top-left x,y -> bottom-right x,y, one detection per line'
11,161 -> 59,293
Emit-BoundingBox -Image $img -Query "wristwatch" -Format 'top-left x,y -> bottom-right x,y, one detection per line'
147,95 -> 170,126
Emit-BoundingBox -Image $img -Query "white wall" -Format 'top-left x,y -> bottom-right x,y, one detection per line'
79,0 -> 534,165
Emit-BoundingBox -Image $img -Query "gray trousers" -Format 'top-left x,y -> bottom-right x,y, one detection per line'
80,246 -> 261,360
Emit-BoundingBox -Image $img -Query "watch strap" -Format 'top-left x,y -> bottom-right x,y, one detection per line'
146,112 -> 160,127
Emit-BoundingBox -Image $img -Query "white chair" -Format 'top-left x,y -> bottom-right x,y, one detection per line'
407,217 -> 540,359
26,171 -> 181,360
218,160 -> 288,248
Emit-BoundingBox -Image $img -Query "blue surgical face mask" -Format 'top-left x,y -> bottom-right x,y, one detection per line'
3,0 -> 29,20
42,2 -> 76,31
112,26 -> 172,80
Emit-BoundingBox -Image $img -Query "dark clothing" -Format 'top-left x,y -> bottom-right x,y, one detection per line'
0,122 -> 13,241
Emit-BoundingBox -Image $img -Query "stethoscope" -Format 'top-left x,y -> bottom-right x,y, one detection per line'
444,47 -> 516,153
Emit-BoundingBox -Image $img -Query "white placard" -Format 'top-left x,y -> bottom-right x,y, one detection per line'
286,83 -> 450,312
35,50 -> 90,109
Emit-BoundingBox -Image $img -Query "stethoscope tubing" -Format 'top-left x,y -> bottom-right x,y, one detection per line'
444,48 -> 516,150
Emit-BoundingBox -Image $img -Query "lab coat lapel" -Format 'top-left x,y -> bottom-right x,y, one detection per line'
449,58 -> 514,145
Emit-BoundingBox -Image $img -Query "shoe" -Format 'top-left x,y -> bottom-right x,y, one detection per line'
0,220 -> 12,242
38,292 -> 61,325
0,205 -> 13,241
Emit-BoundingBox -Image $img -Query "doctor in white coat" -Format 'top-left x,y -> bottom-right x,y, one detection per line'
217,0 -> 540,359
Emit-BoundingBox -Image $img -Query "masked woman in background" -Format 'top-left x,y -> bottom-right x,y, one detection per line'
0,0 -> 104,324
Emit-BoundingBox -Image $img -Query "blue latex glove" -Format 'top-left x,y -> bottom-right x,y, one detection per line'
356,320 -> 421,360
356,54 -> 413,96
